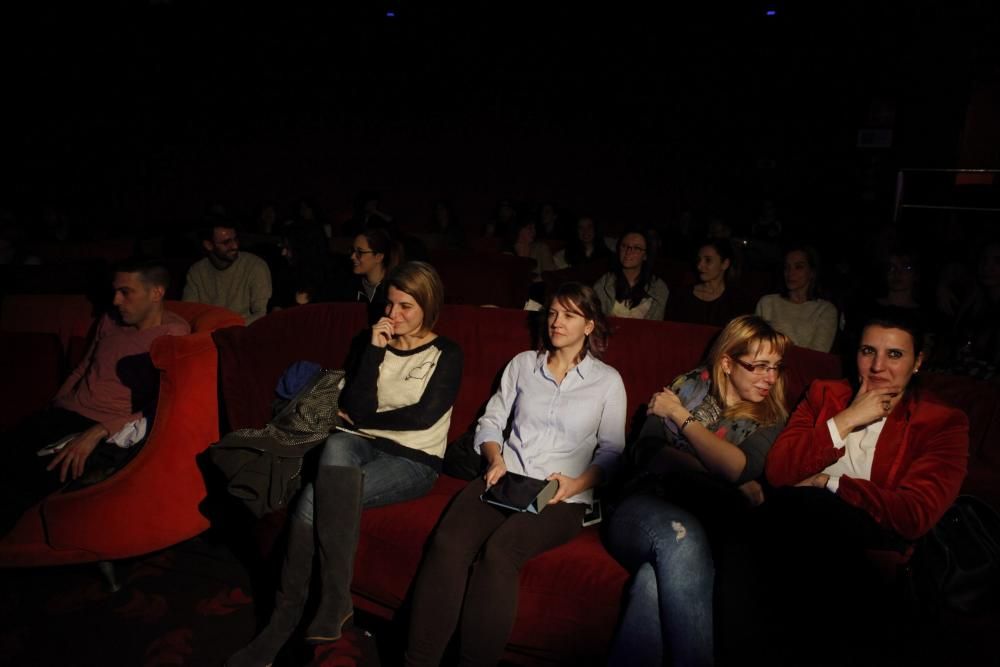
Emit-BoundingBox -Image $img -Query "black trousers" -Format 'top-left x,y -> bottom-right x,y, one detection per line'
718,486 -> 908,666
0,407 -> 127,535
405,477 -> 586,667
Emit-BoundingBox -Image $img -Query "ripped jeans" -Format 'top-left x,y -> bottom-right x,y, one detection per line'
292,431 -> 438,525
605,493 -> 715,667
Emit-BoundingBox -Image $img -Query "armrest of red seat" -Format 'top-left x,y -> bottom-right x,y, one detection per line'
38,333 -> 221,559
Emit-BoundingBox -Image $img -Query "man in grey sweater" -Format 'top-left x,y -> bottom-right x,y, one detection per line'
183,222 -> 272,324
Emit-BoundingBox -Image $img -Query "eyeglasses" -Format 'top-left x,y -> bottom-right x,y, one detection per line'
351,248 -> 375,256
731,357 -> 784,376
621,244 -> 646,254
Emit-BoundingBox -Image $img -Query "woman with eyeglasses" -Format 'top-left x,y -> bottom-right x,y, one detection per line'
593,229 -> 669,320
733,306 -> 967,664
604,315 -> 790,667
344,228 -> 400,324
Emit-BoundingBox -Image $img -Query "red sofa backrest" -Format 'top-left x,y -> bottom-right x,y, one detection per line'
428,250 -> 536,308
212,302 -> 844,443
0,293 -> 97,351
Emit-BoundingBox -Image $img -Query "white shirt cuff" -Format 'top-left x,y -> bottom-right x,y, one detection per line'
826,475 -> 841,493
826,418 -> 847,449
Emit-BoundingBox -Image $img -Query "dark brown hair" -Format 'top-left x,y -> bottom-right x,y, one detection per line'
538,282 -> 611,362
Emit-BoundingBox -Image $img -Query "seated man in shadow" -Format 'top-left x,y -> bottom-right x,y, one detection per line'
0,258 -> 190,536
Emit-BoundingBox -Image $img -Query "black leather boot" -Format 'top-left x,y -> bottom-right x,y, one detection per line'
304,465 -> 363,644
227,519 -> 315,667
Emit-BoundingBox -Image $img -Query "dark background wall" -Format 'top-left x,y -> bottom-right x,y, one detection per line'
3,0 -> 999,239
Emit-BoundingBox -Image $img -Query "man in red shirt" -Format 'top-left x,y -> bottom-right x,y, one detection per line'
1,259 -> 190,535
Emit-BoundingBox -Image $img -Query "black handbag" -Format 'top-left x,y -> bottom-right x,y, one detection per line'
906,494 -> 1000,614
207,368 -> 345,517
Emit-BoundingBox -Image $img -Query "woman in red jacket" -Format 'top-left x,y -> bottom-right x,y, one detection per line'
765,307 -> 967,541
736,306 -> 968,664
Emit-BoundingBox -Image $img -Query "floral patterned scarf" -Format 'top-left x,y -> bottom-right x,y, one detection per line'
663,367 -> 762,457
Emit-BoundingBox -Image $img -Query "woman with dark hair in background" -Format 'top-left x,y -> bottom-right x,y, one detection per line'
593,229 -> 669,320
341,227 -> 401,325
405,282 -> 626,667
554,214 -> 613,269
666,238 -> 754,327
755,245 -> 838,352
506,217 -> 556,277
505,217 -> 556,305
877,247 -> 923,310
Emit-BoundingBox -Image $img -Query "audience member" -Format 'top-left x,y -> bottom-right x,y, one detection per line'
343,191 -> 394,237
0,259 -> 190,535
483,198 -> 517,239
405,282 -> 626,667
735,306 -> 967,663
506,218 -> 556,278
255,202 -> 280,235
666,239 -> 754,327
606,315 -> 789,667
270,222 -> 338,309
183,221 -> 272,324
755,245 -> 838,352
593,230 -> 669,320
554,215 -> 613,269
932,239 -> 1000,379
427,199 -> 466,249
227,262 -> 462,667
340,228 -> 400,325
536,201 -> 569,241
877,247 -> 923,310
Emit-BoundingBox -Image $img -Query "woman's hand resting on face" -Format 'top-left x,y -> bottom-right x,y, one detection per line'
371,317 -> 395,348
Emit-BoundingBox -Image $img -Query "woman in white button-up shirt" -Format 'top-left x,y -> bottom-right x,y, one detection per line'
405,282 -> 627,667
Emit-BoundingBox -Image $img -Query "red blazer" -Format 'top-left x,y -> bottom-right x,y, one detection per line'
766,379 -> 968,541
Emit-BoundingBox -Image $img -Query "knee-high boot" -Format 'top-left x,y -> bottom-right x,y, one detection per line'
227,520 -> 315,667
305,465 -> 364,644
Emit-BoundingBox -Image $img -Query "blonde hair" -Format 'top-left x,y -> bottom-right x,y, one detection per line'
707,315 -> 790,425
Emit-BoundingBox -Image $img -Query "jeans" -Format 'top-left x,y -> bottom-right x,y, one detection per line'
605,493 -> 715,667
292,431 -> 438,525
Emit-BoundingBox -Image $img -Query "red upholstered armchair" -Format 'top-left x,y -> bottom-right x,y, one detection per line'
0,301 -> 244,570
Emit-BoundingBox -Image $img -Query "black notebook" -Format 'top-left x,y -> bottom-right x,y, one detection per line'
481,472 -> 559,514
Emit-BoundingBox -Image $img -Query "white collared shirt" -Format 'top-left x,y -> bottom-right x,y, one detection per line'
822,417 -> 887,492
474,350 -> 627,504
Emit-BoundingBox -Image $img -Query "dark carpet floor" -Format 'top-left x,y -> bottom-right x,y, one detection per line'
1,533 -> 997,666
0,535 -> 384,667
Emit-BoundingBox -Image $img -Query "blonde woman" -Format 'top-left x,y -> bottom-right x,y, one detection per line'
606,315 -> 790,667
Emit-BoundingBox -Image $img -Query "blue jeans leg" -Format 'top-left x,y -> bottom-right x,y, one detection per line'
293,432 -> 438,525
606,494 -> 715,667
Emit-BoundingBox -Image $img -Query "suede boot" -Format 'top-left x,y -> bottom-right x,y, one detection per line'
227,520 -> 315,667
304,465 -> 364,644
